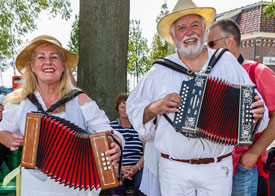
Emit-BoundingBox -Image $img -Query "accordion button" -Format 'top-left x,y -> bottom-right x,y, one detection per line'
106,157 -> 109,160
101,153 -> 105,156
107,161 -> 110,165
103,162 -> 106,166
104,167 -> 107,170
108,166 -> 111,170
102,158 -> 105,161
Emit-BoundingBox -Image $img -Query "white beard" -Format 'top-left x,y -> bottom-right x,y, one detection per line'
176,34 -> 205,58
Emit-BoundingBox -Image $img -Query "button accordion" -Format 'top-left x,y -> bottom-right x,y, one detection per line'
173,73 -> 256,145
21,112 -> 120,191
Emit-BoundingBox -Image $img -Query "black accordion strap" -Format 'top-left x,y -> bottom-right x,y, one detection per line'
27,93 -> 44,112
46,89 -> 84,113
205,48 -> 228,74
109,134 -> 123,183
155,48 -> 228,128
153,58 -> 195,76
27,89 -> 84,113
153,48 -> 228,76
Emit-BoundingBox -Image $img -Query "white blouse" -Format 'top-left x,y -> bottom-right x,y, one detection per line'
0,93 -> 124,196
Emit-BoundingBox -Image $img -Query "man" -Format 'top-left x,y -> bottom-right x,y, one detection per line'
208,19 -> 275,196
0,94 -> 10,167
126,0 -> 267,195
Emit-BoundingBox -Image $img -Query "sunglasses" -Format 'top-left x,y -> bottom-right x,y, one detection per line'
207,37 -> 228,48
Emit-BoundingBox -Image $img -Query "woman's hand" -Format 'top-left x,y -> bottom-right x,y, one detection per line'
0,131 -> 23,151
105,138 -> 122,169
121,165 -> 139,180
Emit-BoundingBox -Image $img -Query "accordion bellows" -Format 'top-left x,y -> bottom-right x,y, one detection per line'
173,74 -> 256,145
21,113 -> 119,191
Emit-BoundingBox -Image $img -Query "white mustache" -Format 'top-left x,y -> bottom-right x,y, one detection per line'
182,34 -> 200,43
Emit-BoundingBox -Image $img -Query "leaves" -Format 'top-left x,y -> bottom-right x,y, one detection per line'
149,2 -> 174,64
0,0 -> 72,71
127,19 -> 150,82
263,0 -> 275,18
68,14 -> 79,54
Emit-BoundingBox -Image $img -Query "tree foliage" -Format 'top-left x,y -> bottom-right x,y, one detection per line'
0,0 -> 72,71
149,2 -> 174,65
68,14 -> 79,54
127,20 -> 150,83
263,0 -> 275,17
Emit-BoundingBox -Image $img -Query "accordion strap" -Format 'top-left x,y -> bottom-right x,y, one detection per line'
27,89 -> 84,113
153,48 -> 228,76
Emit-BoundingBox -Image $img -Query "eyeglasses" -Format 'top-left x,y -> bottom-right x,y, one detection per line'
207,37 -> 228,48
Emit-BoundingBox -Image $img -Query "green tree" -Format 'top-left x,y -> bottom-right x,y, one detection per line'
263,0 -> 275,17
0,0 -> 72,71
149,1 -> 174,65
68,14 -> 79,54
127,20 -> 150,83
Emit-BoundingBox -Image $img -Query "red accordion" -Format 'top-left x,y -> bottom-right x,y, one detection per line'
173,74 -> 256,145
21,112 -> 119,191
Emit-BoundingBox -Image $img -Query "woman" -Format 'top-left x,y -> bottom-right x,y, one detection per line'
107,93 -> 145,196
0,35 -> 124,196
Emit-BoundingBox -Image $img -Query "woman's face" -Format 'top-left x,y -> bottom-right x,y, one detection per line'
118,101 -> 128,119
30,44 -> 65,86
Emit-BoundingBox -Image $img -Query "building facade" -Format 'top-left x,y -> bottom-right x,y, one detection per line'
217,1 -> 275,72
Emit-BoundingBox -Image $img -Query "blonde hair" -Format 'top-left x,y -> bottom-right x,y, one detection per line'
6,44 -> 76,104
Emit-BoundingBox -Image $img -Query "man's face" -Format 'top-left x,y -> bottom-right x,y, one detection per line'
171,14 -> 205,58
207,26 -> 228,49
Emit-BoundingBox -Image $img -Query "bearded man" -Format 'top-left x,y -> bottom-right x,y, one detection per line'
126,0 -> 268,195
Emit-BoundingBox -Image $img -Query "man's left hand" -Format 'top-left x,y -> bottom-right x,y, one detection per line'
251,95 -> 265,123
239,151 -> 259,170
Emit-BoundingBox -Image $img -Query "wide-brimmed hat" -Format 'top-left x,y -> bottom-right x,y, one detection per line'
157,0 -> 216,45
15,35 -> 79,74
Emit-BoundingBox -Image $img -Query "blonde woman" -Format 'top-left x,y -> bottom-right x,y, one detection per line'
0,35 -> 124,196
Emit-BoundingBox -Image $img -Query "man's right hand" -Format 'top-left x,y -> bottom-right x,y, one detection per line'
143,93 -> 181,123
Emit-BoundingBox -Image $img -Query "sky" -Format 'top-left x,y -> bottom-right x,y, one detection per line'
1,0 -> 271,87
26,0 -> 270,47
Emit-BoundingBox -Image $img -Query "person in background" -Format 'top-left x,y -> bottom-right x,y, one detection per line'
139,142 -> 161,196
0,35 -> 124,196
107,93 -> 145,196
207,19 -> 275,196
126,0 -> 267,195
0,94 -> 10,167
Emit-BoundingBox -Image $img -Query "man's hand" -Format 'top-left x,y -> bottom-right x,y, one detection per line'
239,151 -> 258,170
143,93 -> 181,123
251,95 -> 265,123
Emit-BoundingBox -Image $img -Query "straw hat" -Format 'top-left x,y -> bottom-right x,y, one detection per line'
15,35 -> 79,74
157,0 -> 216,44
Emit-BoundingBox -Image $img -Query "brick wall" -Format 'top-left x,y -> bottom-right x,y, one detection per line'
240,38 -> 275,72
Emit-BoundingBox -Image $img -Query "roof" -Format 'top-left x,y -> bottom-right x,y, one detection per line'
216,1 -> 275,34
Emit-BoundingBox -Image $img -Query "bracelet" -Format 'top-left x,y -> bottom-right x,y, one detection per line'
136,164 -> 141,170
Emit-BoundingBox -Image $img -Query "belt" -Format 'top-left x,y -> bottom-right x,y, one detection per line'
161,152 -> 232,165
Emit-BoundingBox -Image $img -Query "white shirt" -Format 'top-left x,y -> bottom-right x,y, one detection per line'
126,48 -> 268,160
